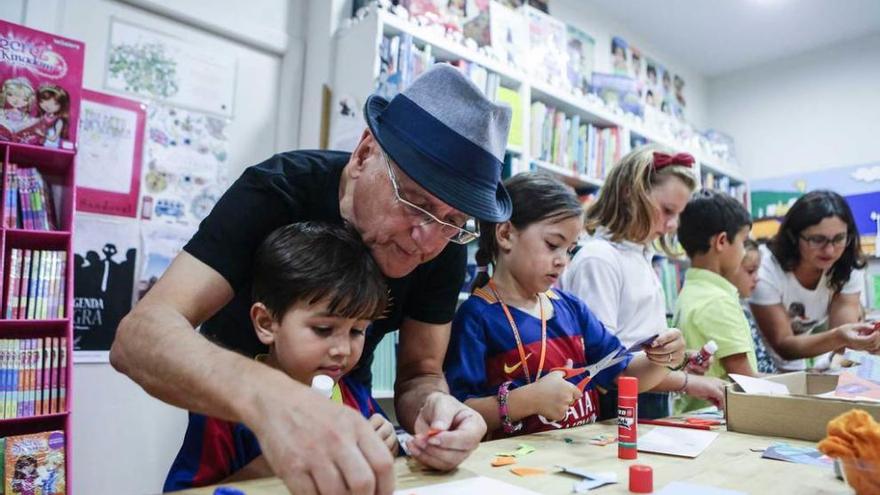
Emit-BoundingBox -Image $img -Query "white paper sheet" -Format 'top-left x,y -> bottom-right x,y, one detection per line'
729,373 -> 790,395
637,426 -> 719,458
655,481 -> 746,495
394,476 -> 542,495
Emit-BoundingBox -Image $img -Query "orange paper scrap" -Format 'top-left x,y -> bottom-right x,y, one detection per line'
491,456 -> 517,467
510,467 -> 546,477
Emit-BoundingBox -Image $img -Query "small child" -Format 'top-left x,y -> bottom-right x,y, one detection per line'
732,239 -> 777,374
444,173 -> 687,438
164,222 -> 397,491
674,190 -> 755,412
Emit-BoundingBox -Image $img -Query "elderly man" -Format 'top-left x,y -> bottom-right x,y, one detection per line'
111,64 -> 512,494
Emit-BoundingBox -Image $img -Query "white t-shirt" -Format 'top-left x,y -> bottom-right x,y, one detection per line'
559,229 -> 667,348
750,245 -> 865,372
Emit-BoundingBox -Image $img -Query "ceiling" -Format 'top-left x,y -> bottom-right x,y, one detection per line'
580,0 -> 880,77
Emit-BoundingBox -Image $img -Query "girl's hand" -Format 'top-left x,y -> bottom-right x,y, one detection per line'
685,352 -> 713,375
684,375 -> 727,409
528,362 -> 582,421
644,329 -> 687,368
369,413 -> 399,456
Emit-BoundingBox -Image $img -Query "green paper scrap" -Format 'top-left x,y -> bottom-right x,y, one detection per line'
495,443 -> 536,458
873,275 -> 880,309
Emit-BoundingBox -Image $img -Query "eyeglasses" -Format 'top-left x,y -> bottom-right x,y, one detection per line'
380,151 -> 480,245
799,233 -> 850,250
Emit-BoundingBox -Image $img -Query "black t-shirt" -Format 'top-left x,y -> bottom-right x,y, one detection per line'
184,150 -> 466,386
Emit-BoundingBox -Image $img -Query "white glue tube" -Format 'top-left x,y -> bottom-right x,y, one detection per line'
689,340 -> 718,368
311,375 -> 334,399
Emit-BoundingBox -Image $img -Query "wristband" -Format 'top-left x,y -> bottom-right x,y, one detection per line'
676,371 -> 689,393
497,380 -> 522,434
667,352 -> 689,371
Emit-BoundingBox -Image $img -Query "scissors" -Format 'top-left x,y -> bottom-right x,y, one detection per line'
550,351 -> 630,391
550,334 -> 660,391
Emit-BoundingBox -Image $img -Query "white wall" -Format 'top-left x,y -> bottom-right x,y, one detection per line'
708,33 -> 880,180
2,0 -> 301,493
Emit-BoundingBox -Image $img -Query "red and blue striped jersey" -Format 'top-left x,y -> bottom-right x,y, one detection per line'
444,288 -> 631,437
163,376 -> 383,491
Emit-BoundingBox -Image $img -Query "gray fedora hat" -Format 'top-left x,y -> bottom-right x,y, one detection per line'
363,63 -> 512,222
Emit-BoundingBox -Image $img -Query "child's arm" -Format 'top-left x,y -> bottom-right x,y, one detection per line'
621,329 -> 686,391
369,413 -> 399,456
464,370 -> 582,432
721,353 -> 759,377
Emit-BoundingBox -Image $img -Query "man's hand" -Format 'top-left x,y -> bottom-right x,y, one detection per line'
251,377 -> 395,495
405,392 -> 486,471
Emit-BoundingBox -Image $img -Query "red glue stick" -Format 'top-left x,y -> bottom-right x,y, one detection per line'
618,376 -> 638,460
689,340 -> 718,368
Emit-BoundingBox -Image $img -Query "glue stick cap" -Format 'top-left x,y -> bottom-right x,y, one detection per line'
311,374 -> 334,398
628,464 -> 653,493
704,340 -> 719,355
619,376 -> 638,397
213,487 -> 245,495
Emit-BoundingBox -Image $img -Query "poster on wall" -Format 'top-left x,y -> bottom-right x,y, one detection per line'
137,222 -> 192,301
750,161 -> 880,256
105,19 -> 236,117
139,104 -> 230,232
0,19 -> 85,149
73,214 -> 139,363
76,89 -> 145,217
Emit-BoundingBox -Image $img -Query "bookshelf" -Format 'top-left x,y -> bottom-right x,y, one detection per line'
0,140 -> 74,492
334,4 -> 750,397
332,4 -> 749,197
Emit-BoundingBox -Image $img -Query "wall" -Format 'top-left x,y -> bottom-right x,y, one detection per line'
2,0 -> 301,493
708,33 -> 880,180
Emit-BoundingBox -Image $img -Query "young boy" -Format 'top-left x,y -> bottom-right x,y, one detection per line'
164,222 -> 397,491
674,190 -> 756,412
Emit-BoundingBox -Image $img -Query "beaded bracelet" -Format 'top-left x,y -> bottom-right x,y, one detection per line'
497,380 -> 522,434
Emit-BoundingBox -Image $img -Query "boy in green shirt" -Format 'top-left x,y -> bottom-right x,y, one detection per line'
674,190 -> 756,412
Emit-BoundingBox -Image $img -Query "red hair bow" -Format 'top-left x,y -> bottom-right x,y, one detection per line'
653,152 -> 695,171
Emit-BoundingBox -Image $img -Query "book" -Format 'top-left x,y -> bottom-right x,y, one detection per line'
591,72 -> 644,117
566,24 -> 595,95
4,430 -> 66,494
495,87 -> 522,148
0,19 -> 85,150
525,6 -> 567,88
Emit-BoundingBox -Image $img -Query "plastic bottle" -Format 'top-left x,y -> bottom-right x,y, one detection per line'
618,376 -> 638,460
311,374 -> 334,399
689,340 -> 718,368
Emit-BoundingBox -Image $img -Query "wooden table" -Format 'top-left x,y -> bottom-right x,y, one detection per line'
177,423 -> 853,494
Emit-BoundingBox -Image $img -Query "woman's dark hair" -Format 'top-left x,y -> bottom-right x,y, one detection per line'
471,172 -> 583,292
769,190 -> 865,293
252,221 -> 388,320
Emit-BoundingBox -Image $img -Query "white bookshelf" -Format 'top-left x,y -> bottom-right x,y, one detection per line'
332,5 -> 748,195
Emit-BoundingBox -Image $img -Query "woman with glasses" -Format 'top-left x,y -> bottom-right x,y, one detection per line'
750,190 -> 879,372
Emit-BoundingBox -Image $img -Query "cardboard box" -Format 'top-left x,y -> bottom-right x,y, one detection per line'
726,372 -> 880,442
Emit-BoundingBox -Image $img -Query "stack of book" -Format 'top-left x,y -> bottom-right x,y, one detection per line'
2,430 -> 66,494
376,34 -> 436,99
3,165 -> 58,231
530,101 -> 632,179
4,249 -> 67,320
0,338 -> 67,419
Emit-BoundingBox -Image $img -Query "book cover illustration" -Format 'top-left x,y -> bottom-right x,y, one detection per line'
0,20 -> 85,150
4,430 -> 66,495
591,72 -> 643,117
565,24 -> 594,95
525,6 -> 567,89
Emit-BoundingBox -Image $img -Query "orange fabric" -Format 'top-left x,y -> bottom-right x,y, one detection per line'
817,409 -> 880,494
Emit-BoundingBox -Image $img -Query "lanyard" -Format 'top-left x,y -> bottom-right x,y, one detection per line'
487,279 -> 547,383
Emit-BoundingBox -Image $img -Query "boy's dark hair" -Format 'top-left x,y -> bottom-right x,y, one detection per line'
678,189 -> 752,258
472,172 -> 582,292
252,222 -> 388,320
769,190 -> 865,293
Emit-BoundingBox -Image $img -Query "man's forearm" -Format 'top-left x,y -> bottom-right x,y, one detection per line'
110,303 -> 297,425
394,373 -> 449,432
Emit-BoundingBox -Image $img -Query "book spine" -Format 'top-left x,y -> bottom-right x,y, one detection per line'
58,336 -> 67,413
